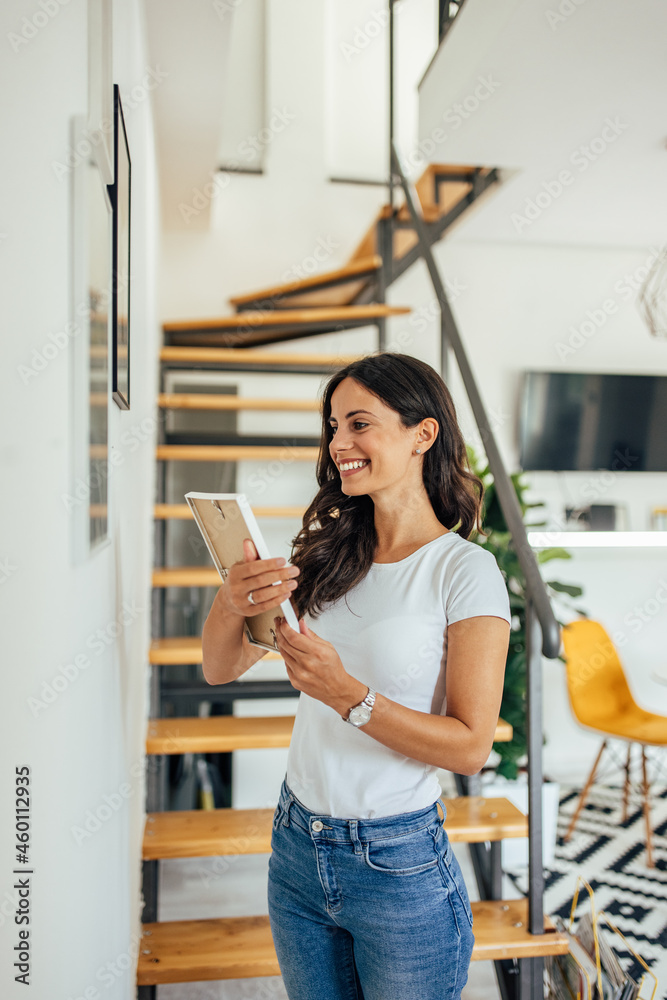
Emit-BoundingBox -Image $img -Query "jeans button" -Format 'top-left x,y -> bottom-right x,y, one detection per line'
312,820 -> 324,832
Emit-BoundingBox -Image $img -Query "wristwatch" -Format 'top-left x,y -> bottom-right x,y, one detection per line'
344,687 -> 376,727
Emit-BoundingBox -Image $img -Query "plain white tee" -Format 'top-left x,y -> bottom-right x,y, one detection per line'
285,530 -> 512,818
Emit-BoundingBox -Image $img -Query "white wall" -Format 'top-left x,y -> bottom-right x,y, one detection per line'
0,1 -> 159,996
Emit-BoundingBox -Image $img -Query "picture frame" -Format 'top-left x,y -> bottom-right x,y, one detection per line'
109,84 -> 131,410
70,115 -> 112,561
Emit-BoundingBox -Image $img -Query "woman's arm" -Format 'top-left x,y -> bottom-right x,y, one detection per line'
274,614 -> 510,776
202,540 -> 301,685
201,586 -> 267,685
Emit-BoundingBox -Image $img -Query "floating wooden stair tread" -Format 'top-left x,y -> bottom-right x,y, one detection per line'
442,795 -> 527,842
158,394 -> 320,412
471,899 -> 568,961
160,347 -> 366,366
143,808 -> 275,859
142,796 -> 526,861
137,901 -> 568,984
156,444 -> 319,463
163,304 -> 409,334
146,715 -> 295,754
146,716 -> 512,753
229,255 -> 381,309
152,566 -> 233,587
154,504 -> 307,521
149,636 -> 282,665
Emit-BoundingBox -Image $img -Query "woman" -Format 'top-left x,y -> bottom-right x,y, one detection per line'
202,352 -> 511,1000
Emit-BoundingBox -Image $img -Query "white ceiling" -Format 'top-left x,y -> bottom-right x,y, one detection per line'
418,0 -> 667,248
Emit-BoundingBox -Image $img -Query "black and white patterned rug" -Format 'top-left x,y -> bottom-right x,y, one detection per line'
505,783 -> 667,998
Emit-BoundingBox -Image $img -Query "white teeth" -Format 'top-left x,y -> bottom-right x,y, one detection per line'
340,460 -> 369,471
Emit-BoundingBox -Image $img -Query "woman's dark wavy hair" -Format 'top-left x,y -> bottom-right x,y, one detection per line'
289,352 -> 483,619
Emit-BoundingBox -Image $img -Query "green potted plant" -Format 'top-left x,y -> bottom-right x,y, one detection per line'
467,448 -> 584,867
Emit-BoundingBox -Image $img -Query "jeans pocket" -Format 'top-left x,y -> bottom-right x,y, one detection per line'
439,837 -> 474,928
272,801 -> 285,833
364,824 -> 440,875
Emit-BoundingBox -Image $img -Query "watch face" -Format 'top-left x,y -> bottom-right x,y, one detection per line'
349,705 -> 371,726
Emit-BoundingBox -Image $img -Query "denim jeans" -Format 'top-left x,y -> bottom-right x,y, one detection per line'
267,778 -> 475,1000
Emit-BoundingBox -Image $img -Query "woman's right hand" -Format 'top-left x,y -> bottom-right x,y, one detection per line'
220,538 -> 300,618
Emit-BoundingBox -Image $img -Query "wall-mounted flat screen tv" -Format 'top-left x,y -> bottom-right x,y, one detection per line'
519,372 -> 667,472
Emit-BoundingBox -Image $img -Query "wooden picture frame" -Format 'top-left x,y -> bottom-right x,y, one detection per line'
109,84 -> 131,409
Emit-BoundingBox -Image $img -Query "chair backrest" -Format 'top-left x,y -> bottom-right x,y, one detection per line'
561,619 -> 636,728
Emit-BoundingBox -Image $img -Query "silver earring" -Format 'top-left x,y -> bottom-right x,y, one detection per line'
415,448 -> 421,454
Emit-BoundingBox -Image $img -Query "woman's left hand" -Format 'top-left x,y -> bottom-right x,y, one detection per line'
273,616 -> 365,715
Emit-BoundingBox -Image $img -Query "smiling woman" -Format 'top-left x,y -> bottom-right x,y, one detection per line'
255,351 -> 511,1000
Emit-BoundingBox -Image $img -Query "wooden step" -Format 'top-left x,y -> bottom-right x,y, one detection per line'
441,795 -> 527,842
154,504 -> 307,521
153,566 -> 225,588
229,255 -> 381,310
148,637 -> 283,665
137,901 -> 568,984
160,347 -> 366,367
156,444 -> 319,463
158,394 -> 320,412
142,796 -> 527,860
146,715 -> 295,754
415,163 -> 481,216
163,305 -> 409,349
146,716 -> 513,754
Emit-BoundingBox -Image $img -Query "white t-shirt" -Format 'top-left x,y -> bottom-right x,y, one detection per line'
285,530 -> 512,818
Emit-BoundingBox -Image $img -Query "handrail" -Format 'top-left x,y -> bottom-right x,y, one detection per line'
390,143 -> 561,660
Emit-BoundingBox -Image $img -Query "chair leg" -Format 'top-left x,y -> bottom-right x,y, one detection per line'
564,740 -> 607,842
621,743 -> 632,821
640,746 -> 654,869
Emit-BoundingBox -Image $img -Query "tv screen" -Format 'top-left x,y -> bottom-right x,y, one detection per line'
519,372 -> 667,472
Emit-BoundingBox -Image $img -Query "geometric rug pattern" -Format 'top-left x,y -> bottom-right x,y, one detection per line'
506,784 -> 667,998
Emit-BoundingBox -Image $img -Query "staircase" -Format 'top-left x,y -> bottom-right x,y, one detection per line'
138,158 -> 567,999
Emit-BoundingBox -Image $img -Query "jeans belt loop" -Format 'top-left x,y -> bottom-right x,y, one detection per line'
436,798 -> 446,824
349,819 -> 362,855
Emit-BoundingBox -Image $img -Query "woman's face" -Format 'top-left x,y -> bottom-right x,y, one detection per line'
328,377 -> 430,497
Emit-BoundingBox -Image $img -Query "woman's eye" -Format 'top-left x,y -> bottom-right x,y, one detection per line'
329,422 -> 367,432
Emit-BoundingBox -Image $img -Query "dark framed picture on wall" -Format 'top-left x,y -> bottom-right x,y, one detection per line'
109,84 -> 131,409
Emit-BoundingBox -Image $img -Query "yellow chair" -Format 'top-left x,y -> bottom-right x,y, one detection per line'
561,619 -> 667,867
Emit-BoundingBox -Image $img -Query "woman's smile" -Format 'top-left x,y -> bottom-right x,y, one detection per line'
339,460 -> 371,477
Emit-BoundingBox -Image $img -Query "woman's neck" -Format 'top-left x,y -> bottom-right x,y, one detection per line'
372,488 -> 448,559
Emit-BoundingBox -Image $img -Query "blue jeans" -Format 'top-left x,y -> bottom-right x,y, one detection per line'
267,778 -> 475,1000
